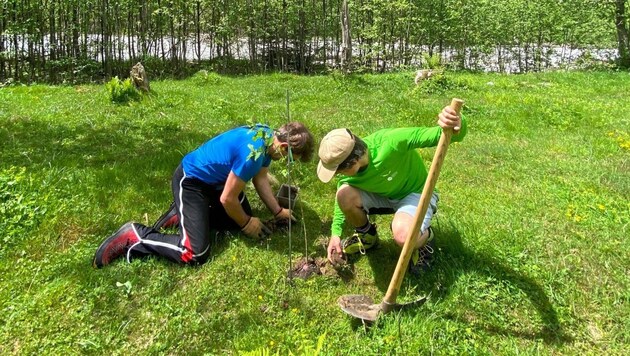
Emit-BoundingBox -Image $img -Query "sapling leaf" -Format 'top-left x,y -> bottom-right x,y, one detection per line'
116,281 -> 132,294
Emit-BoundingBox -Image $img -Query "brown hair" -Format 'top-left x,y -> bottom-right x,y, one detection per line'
337,131 -> 367,170
276,122 -> 315,162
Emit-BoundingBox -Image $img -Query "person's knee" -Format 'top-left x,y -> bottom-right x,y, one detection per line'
336,185 -> 360,210
191,253 -> 210,265
391,214 -> 426,247
181,253 -> 209,266
185,243 -> 211,265
391,221 -> 408,247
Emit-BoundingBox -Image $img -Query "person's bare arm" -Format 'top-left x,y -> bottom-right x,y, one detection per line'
220,172 -> 250,227
222,171 -> 270,239
251,167 -> 282,214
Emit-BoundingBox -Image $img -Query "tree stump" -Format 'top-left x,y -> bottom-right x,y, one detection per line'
414,69 -> 433,85
130,62 -> 150,92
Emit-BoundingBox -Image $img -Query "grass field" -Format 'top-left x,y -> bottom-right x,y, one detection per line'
0,70 -> 628,354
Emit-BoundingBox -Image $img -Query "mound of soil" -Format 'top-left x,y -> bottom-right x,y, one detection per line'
263,218 -> 292,233
287,256 -> 355,280
288,257 -> 325,279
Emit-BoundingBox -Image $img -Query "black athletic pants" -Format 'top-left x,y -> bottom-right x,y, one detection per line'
127,164 -> 251,264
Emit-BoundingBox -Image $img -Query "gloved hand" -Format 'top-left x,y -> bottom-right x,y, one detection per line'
241,217 -> 272,240
274,208 -> 296,223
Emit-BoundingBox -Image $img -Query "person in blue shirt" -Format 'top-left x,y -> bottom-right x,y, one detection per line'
93,122 -> 314,267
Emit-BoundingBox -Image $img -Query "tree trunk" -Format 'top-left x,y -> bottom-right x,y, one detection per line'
82,1 -> 89,61
282,0 -> 287,71
140,0 -> 148,57
101,0 -> 111,78
72,6 -> 80,59
182,4 -> 188,64
615,0 -> 630,68
13,1 -> 19,81
223,0 -> 230,60
169,3 -> 176,65
49,1 -> 57,81
196,0 -> 202,61
299,0 -> 306,73
28,13 -> 34,83
247,0 -> 257,70
127,9 -> 135,61
115,2 -> 123,67
158,0 -> 165,60
262,0 -> 268,70
0,1 -> 5,80
40,1 -> 47,80
340,0 -> 351,73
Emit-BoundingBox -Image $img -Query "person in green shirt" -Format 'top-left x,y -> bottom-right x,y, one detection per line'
317,105 -> 467,274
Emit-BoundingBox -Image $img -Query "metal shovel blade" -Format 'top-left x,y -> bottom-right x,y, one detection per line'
338,295 -> 381,322
338,294 -> 428,322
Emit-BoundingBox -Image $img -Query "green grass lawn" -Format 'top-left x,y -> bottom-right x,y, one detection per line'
0,70 -> 628,354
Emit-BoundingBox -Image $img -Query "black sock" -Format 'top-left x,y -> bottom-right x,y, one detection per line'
356,221 -> 376,235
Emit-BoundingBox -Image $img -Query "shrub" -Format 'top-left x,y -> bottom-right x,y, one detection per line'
422,52 -> 443,70
574,50 -> 616,71
192,70 -> 224,85
105,76 -> 142,104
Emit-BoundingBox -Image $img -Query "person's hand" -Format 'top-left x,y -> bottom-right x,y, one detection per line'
327,236 -> 344,265
274,207 -> 296,223
241,217 -> 272,240
437,106 -> 461,132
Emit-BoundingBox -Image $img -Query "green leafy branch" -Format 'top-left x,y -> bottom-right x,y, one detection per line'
245,120 -> 274,161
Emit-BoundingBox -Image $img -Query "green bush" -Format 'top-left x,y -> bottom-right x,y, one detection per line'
192,70 -> 224,85
105,76 -> 142,104
422,52 -> 443,70
575,50 -> 617,71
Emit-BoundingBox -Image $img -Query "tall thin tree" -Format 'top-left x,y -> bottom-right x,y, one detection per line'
615,0 -> 630,67
340,0 -> 351,72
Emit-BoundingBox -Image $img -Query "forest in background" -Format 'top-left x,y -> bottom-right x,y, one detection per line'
0,0 -> 629,83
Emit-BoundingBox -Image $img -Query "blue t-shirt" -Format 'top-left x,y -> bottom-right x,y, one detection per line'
182,125 -> 273,185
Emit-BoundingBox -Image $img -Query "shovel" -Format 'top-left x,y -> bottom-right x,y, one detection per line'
338,98 -> 464,322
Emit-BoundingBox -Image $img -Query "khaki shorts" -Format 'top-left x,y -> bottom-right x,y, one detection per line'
357,189 -> 439,233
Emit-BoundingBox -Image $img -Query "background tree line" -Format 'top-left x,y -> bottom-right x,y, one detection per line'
0,0 -> 627,84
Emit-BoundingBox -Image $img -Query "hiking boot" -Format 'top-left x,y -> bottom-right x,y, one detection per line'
93,222 -> 141,268
153,202 -> 179,230
342,223 -> 379,255
409,227 -> 435,275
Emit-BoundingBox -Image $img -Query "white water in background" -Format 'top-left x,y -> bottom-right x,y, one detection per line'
1,34 -> 618,73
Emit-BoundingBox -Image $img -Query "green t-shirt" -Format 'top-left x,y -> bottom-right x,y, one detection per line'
330,119 -> 468,236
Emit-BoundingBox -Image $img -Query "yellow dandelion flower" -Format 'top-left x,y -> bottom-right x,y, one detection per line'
258,295 -> 263,300
269,341 -> 275,347
232,256 -> 236,261
574,215 -> 583,222
292,308 -> 299,313
597,204 -> 605,211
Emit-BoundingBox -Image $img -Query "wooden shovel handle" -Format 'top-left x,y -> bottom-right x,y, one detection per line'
381,98 -> 464,312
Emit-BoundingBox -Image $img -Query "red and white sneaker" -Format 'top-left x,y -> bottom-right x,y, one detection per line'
153,202 -> 179,230
93,222 -> 140,268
